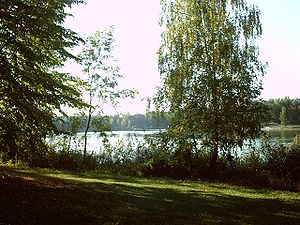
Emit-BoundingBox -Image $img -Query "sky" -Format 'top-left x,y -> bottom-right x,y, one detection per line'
64,0 -> 300,114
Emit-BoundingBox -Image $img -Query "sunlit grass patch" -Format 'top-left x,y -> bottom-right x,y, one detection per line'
1,165 -> 300,225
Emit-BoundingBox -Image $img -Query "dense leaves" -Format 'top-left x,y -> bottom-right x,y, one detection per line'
0,0 -> 85,162
156,0 -> 267,167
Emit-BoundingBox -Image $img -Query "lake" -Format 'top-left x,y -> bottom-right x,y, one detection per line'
48,126 -> 300,153
263,126 -> 300,143
47,130 -> 165,153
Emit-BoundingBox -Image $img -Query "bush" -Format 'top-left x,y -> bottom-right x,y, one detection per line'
231,136 -> 300,190
142,138 -> 214,180
286,135 -> 300,182
262,143 -> 288,178
259,135 -> 300,183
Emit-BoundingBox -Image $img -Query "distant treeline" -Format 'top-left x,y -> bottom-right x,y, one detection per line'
55,98 -> 300,133
110,113 -> 168,130
55,112 -> 169,133
264,98 -> 300,125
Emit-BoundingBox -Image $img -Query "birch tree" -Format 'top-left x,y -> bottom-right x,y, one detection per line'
157,0 -> 267,168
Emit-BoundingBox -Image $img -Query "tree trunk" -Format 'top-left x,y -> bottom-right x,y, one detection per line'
83,84 -> 93,163
83,109 -> 92,162
209,141 -> 218,169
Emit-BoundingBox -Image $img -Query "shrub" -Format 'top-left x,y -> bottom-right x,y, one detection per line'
286,135 -> 300,182
233,136 -> 300,190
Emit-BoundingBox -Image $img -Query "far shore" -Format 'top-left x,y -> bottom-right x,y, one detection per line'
263,124 -> 300,131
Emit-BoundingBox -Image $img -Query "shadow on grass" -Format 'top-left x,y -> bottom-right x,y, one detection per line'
0,166 -> 300,225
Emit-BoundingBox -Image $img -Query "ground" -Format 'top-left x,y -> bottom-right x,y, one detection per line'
0,165 -> 300,225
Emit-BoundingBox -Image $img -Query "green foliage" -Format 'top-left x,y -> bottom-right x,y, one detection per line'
157,0 -> 267,168
0,0 -> 86,162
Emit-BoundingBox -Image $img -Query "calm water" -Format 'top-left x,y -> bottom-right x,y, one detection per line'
48,127 -> 300,153
263,126 -> 300,143
48,130 -> 164,153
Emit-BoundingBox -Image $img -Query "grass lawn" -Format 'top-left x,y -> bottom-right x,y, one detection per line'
1,165 -> 300,225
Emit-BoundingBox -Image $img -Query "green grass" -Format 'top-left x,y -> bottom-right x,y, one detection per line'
1,165 -> 300,225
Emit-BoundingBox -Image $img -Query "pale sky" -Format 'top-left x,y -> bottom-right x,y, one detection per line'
64,0 -> 300,114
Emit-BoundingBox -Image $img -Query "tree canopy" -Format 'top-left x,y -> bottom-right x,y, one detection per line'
0,0 -> 85,162
156,0 -> 267,167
